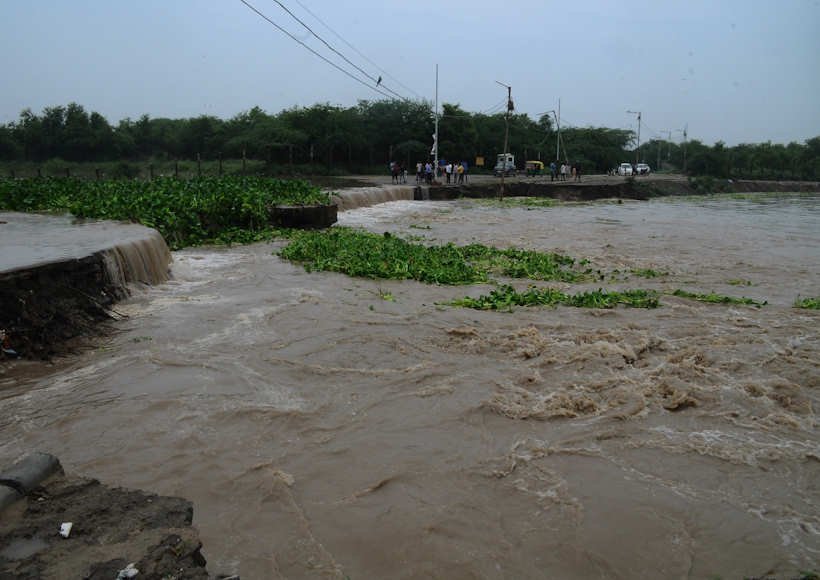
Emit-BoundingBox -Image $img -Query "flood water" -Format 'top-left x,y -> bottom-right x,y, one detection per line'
1,193 -> 818,578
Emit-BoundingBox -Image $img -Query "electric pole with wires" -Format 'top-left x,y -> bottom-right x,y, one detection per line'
496,81 -> 513,199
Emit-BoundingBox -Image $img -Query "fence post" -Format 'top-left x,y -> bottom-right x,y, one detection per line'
242,148 -> 247,174
149,164 -> 154,180
218,152 -> 223,176
10,169 -> 15,179
174,161 -> 179,178
197,153 -> 201,177
65,167 -> 70,178
37,168 -> 42,178
95,168 -> 101,180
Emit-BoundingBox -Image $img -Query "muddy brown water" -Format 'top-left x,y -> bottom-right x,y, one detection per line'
1,192 -> 818,578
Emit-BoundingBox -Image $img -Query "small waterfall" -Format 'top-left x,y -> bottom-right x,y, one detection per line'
102,229 -> 172,290
331,185 -> 415,211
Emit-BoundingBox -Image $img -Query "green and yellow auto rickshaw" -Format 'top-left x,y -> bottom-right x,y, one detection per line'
525,160 -> 544,177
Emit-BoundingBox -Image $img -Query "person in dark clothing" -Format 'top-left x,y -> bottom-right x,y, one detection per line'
575,163 -> 582,181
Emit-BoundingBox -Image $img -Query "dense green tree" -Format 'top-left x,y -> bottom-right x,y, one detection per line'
0,101 -> 817,179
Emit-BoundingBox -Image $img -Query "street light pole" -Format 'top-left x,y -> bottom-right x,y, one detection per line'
496,80 -> 512,199
627,110 -> 641,165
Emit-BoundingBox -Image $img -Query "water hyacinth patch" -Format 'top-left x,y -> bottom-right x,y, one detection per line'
279,228 -> 583,285
451,285 -> 660,311
793,297 -> 820,309
671,289 -> 767,307
0,176 -> 329,249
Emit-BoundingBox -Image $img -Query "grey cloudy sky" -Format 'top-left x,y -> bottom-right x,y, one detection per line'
2,0 -> 818,145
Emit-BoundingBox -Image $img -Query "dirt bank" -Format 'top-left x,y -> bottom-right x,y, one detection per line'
0,464 -> 210,579
0,253 -> 126,360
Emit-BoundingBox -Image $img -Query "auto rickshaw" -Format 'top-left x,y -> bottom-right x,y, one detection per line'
525,160 -> 544,177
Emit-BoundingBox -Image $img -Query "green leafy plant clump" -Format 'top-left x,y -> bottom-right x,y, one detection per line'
451,284 -> 660,310
279,228 -> 582,285
0,176 -> 329,249
671,289 -> 767,307
471,197 -> 559,208
793,297 -> 820,309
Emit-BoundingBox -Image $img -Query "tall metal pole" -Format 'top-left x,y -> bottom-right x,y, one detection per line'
556,98 -> 561,162
627,110 -> 641,164
496,81 -> 512,199
434,64 -> 439,176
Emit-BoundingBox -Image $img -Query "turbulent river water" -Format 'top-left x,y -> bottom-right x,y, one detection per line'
1,192 -> 818,578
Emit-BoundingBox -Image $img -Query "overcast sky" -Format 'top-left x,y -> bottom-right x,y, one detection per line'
1,0 -> 818,146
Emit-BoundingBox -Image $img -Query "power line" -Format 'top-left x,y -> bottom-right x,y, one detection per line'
289,0 -> 424,100
267,0 -> 410,102
238,0 -> 396,100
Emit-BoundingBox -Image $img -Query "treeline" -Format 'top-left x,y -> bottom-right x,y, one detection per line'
637,137 -> 820,181
0,101 -> 817,179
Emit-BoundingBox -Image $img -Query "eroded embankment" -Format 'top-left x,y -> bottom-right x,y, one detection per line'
426,178 -> 820,201
0,230 -> 171,359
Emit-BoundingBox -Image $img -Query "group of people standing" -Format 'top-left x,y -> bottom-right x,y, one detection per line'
408,161 -> 468,185
443,161 -> 467,184
390,161 -> 407,184
549,161 -> 582,182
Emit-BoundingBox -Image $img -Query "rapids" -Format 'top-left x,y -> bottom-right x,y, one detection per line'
0,192 -> 818,578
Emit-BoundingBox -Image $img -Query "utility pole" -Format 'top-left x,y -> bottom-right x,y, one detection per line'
434,64 -> 439,177
656,130 -> 671,171
677,124 -> 688,173
496,80 -> 513,199
627,110 -> 641,164
556,98 -> 561,162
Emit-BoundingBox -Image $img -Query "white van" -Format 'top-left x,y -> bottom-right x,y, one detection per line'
618,163 -> 633,176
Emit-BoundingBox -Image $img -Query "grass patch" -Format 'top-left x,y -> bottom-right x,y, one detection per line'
726,278 -> 753,286
671,289 -> 767,307
451,285 -> 659,310
0,176 -> 328,249
279,228 -> 582,285
793,297 -> 820,309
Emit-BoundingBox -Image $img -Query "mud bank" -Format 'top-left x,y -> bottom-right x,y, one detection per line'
0,253 -> 131,359
0,454 -> 211,579
423,177 -> 820,201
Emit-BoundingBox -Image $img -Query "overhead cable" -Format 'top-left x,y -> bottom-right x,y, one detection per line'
289,0 -> 424,100
268,0 -> 410,101
238,0 -> 395,100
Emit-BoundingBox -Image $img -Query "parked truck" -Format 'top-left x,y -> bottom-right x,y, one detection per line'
493,153 -> 516,176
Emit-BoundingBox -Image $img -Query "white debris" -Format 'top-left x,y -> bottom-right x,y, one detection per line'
116,563 -> 139,579
58,522 -> 72,538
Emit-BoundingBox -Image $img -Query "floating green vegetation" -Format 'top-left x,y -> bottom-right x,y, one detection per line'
451,285 -> 660,311
671,289 -> 767,307
631,268 -> 667,278
377,288 -> 395,302
471,197 -> 559,208
793,297 -> 820,309
0,176 -> 328,249
726,278 -> 753,286
279,228 -> 581,285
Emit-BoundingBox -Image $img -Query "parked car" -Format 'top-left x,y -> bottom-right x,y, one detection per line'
618,163 -> 633,176
636,163 -> 651,175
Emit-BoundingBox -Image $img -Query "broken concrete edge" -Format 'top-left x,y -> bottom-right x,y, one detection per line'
0,452 -> 63,512
268,203 -> 338,229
